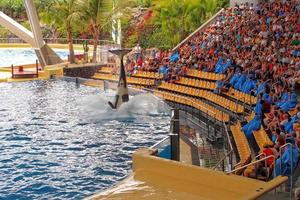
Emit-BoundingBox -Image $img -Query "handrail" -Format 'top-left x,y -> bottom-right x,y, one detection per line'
0,37 -> 115,45
226,155 -> 277,178
279,143 -> 293,198
255,152 -> 266,160
241,97 -> 246,121
235,97 -> 239,120
213,121 -> 234,171
150,136 -> 170,150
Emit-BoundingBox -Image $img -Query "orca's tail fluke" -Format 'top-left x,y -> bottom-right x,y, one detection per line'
108,101 -> 116,109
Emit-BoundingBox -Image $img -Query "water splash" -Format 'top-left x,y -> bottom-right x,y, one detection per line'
78,91 -> 171,122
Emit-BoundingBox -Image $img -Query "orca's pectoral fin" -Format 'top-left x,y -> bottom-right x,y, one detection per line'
108,101 -> 116,109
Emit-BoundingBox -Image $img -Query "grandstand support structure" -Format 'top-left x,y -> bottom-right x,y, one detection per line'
0,0 -> 63,67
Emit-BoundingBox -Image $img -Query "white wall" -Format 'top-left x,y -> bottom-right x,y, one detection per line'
230,0 -> 258,7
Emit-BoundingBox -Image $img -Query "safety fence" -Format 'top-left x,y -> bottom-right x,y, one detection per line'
0,37 -> 118,65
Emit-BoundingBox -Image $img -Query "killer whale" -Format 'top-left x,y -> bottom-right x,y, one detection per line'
108,48 -> 132,109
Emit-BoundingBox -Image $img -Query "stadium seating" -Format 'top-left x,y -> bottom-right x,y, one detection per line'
154,90 -> 230,122
177,77 -> 216,90
98,66 -> 113,74
159,82 -> 244,113
93,73 -> 155,86
132,71 -> 164,80
186,69 -> 225,81
230,122 -> 252,172
253,128 -> 273,153
223,88 -> 257,105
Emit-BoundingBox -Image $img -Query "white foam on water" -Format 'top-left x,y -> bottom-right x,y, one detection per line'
77,91 -> 170,122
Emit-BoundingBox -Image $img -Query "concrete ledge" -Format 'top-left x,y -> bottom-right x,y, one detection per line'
64,63 -> 104,79
87,148 -> 288,200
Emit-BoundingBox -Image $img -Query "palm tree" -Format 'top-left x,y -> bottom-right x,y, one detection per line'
39,0 -> 81,64
147,0 -> 220,49
78,0 -> 113,63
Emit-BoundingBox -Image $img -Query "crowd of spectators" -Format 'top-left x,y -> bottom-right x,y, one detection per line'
131,0 -> 300,178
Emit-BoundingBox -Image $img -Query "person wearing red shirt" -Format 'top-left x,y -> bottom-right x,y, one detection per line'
137,57 -> 143,67
262,144 -> 276,167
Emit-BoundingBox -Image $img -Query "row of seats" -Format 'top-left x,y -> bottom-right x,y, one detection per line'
223,88 -> 257,105
159,82 -> 244,113
253,128 -> 273,153
93,73 -> 155,86
187,69 -> 225,81
230,122 -> 252,171
98,68 -> 164,80
98,66 -> 113,74
154,90 -> 230,122
177,77 -> 217,90
133,71 -> 164,80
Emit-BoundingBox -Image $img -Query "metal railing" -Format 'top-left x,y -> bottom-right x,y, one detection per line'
0,37 -> 118,65
0,37 -> 116,46
213,121 -> 234,171
150,136 -> 170,150
226,155 -> 277,178
279,143 -> 294,198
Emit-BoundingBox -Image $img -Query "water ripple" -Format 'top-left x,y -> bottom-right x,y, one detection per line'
0,80 -> 170,199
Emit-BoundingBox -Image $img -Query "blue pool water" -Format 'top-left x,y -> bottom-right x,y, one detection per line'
0,80 -> 170,199
0,48 -> 70,67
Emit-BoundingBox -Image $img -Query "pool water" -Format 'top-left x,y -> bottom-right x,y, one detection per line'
0,80 -> 170,199
0,48 -> 70,67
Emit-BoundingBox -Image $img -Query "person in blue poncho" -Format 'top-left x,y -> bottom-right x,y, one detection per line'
221,59 -> 232,74
158,64 -> 169,79
242,76 -> 257,94
215,57 -> 232,74
170,51 -> 180,63
262,90 -> 273,104
234,74 -> 246,91
279,93 -> 298,112
214,67 -> 234,93
242,114 -> 262,138
283,113 -> 299,133
255,78 -> 269,96
215,57 -> 224,73
274,137 -> 299,176
230,72 -> 241,86
276,90 -> 290,107
254,99 -> 264,116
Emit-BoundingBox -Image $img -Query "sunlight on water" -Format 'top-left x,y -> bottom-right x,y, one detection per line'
79,91 -> 170,122
0,80 -> 170,199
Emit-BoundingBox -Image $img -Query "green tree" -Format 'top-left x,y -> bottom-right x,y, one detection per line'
39,0 -> 81,63
78,0 -> 113,62
137,0 -> 222,49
